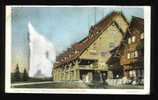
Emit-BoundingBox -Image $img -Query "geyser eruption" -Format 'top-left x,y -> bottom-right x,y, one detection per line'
28,22 -> 56,78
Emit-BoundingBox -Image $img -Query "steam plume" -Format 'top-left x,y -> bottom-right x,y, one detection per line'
28,22 -> 56,78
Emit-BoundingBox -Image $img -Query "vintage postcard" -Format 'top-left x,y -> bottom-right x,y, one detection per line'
5,6 -> 151,94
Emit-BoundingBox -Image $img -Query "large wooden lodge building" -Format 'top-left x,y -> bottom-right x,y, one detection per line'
52,11 -> 129,82
107,16 -> 144,82
52,11 -> 144,83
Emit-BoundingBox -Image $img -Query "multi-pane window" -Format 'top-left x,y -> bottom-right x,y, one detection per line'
127,53 -> 130,59
127,50 -> 138,60
129,70 -> 136,78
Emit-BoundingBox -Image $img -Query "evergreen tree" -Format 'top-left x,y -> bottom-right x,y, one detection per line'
14,64 -> 21,81
23,68 -> 29,81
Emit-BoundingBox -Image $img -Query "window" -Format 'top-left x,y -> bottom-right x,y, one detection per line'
112,23 -> 115,26
75,50 -> 78,54
129,70 -> 136,78
127,53 -> 130,59
69,55 -> 71,57
89,49 -> 96,53
128,38 -> 131,44
109,42 -> 115,48
89,49 -> 97,55
131,52 -> 135,58
134,51 -> 138,57
129,71 -> 133,77
112,32 -> 116,35
132,36 -> 136,43
141,33 -> 144,39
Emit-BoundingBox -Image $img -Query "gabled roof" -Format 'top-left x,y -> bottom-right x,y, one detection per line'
129,16 -> 144,35
54,11 -> 129,68
107,16 -> 144,66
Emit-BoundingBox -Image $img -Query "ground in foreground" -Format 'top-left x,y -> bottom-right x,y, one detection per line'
12,81 -> 144,89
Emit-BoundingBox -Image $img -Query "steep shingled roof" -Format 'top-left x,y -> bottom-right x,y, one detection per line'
129,16 -> 144,35
54,11 -> 129,68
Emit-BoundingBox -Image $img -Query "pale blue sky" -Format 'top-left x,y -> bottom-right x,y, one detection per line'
11,7 -> 144,72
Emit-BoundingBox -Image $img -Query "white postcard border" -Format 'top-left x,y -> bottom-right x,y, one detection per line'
5,6 -> 151,95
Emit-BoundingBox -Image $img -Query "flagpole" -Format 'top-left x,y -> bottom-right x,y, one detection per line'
94,7 -> 96,25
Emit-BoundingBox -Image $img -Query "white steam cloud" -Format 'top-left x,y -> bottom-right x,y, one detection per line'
28,22 -> 56,78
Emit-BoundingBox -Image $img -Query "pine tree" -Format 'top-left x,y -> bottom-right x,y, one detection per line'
14,64 -> 21,81
23,68 -> 29,81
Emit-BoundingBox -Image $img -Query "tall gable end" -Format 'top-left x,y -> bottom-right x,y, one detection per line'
114,13 -> 129,33
54,11 -> 129,68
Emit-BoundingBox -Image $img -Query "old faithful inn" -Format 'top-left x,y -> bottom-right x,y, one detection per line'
52,12 -> 129,82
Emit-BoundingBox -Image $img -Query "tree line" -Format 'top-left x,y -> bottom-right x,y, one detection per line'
11,64 -> 29,82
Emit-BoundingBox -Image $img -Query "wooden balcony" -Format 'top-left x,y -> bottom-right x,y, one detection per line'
79,65 -> 107,71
